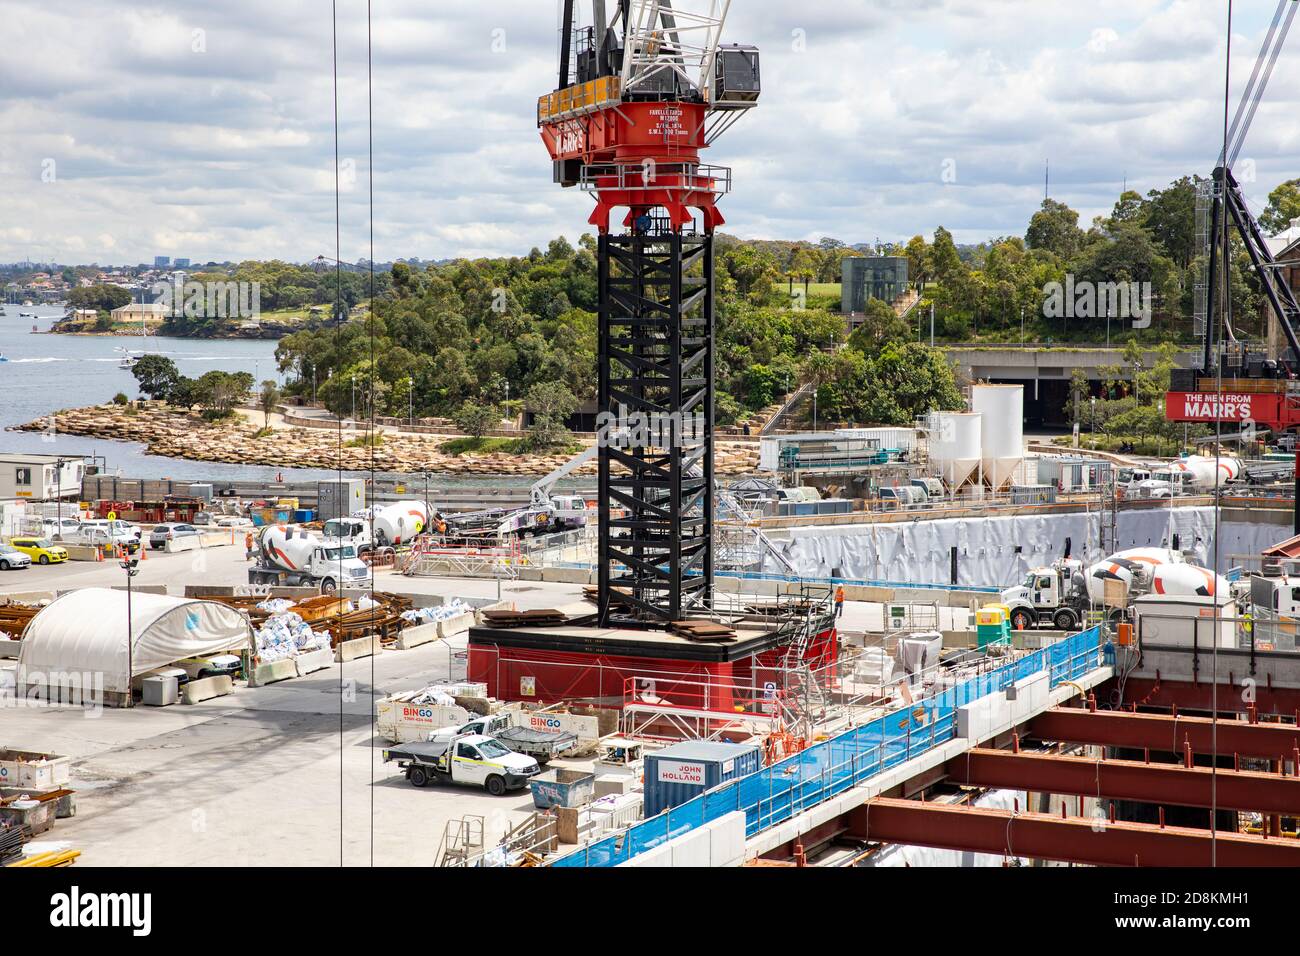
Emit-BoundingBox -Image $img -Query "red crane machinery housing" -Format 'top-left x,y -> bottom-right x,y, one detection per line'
538,1 -> 759,627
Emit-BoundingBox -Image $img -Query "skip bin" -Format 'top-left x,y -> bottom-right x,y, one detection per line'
643,741 -> 762,817
530,768 -> 596,810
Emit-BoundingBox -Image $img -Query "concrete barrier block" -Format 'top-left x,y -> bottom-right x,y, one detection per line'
335,635 -> 381,663
670,831 -> 712,868
294,647 -> 333,676
0,638 -> 20,659
437,612 -> 475,640
163,536 -> 201,554
707,812 -> 747,867
620,843 -> 672,867
250,658 -> 297,686
181,675 -> 234,705
396,621 -> 439,649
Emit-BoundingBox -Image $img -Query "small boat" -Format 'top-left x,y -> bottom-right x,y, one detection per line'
0,354 -> 8,363
115,346 -> 141,370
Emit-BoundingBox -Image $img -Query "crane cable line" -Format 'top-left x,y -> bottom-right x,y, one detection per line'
330,0 -> 345,869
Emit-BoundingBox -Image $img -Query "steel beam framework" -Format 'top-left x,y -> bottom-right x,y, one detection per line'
1031,706 -> 1300,761
948,747 -> 1300,815
1110,677 -> 1300,718
597,232 -> 714,626
853,797 -> 1300,867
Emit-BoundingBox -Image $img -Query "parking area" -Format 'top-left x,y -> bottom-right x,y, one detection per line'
1,546 -> 598,865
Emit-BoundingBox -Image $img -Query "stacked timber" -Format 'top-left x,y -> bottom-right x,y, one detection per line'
482,609 -> 567,628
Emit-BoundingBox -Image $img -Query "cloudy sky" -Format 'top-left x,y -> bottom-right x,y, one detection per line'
0,0 -> 1294,265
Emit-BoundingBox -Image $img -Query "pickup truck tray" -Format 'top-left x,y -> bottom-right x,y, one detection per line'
382,741 -> 449,765
496,726 -> 578,754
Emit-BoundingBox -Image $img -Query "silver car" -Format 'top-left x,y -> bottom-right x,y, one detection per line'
0,543 -> 31,571
149,523 -> 201,550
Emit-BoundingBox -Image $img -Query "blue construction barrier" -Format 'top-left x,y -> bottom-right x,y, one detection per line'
552,626 -> 1104,867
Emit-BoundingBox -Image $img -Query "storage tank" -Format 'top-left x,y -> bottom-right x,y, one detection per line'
259,526 -> 318,572
373,500 -> 428,546
642,741 -> 762,817
927,411 -> 982,489
971,384 -> 1024,490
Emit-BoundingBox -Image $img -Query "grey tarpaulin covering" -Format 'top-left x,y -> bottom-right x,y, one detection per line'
769,506 -> 1283,588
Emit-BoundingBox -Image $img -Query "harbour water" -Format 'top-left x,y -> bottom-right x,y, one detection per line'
0,304 -> 312,480
0,304 -> 555,490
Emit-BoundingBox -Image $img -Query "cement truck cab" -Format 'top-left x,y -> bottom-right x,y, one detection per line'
1000,559 -> 1088,632
250,526 -> 372,592
322,516 -> 374,555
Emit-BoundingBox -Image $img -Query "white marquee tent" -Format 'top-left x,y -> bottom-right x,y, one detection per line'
18,588 -> 253,696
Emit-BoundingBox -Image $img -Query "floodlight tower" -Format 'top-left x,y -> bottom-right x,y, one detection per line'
539,0 -> 760,627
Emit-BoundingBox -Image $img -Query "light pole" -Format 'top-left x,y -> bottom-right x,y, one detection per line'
119,547 -> 139,708
1020,306 -> 1025,345
504,380 -> 510,427
351,374 -> 356,423
1090,395 -> 1097,449
407,375 -> 413,427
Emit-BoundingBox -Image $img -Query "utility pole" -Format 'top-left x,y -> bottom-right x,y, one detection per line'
929,302 -> 935,348
407,375 -> 413,427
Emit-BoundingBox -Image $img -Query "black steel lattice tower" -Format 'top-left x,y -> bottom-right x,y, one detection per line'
597,232 -> 715,626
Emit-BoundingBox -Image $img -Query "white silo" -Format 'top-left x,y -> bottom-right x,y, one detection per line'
971,384 -> 1024,490
928,411 -> 982,489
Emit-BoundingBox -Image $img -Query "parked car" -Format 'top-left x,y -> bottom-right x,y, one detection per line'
0,544 -> 31,571
8,537 -> 68,564
174,654 -> 242,680
149,523 -> 201,550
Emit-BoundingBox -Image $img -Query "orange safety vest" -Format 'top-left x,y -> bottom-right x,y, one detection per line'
835,586 -> 844,603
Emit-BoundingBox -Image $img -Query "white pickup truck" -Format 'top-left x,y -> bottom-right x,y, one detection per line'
383,733 -> 540,795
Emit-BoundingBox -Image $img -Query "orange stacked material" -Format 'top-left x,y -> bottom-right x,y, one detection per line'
0,602 -> 40,639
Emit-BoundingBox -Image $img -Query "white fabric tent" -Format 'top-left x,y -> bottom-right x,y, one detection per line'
18,588 -> 252,695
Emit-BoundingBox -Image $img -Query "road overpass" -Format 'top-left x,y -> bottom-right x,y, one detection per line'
941,345 -> 1200,427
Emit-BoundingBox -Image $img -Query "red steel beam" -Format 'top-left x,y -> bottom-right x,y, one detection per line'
948,748 -> 1300,815
1030,707 -> 1300,761
1114,677 -> 1300,716
854,797 -> 1300,867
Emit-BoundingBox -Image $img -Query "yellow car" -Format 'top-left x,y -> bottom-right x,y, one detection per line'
9,536 -> 69,565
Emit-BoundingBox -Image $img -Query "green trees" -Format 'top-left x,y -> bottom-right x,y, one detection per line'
131,355 -> 181,400
524,382 -> 578,451
1025,198 -> 1086,260
453,402 -> 499,440
259,380 -> 281,427
1260,178 -> 1300,235
68,284 -> 132,314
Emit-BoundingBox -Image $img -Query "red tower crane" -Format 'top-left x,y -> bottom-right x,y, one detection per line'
538,1 -> 760,626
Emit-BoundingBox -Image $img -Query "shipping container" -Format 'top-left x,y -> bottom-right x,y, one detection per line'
643,740 -> 762,817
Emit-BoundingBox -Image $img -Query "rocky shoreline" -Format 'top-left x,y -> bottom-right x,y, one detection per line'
14,403 -> 761,477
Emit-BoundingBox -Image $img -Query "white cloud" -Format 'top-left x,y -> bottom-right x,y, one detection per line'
0,0 -> 1292,263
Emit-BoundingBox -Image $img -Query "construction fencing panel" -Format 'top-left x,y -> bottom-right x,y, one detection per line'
552,627 -> 1104,867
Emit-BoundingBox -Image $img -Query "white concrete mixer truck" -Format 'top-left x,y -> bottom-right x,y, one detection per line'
249,525 -> 372,592
372,501 -> 428,547
999,547 -> 1220,631
1132,455 -> 1242,499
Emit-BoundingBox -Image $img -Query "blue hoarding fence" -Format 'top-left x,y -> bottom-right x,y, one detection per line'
551,626 -> 1104,867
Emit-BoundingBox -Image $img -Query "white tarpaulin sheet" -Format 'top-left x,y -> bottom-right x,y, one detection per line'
18,588 -> 252,694
770,507 -> 1282,588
